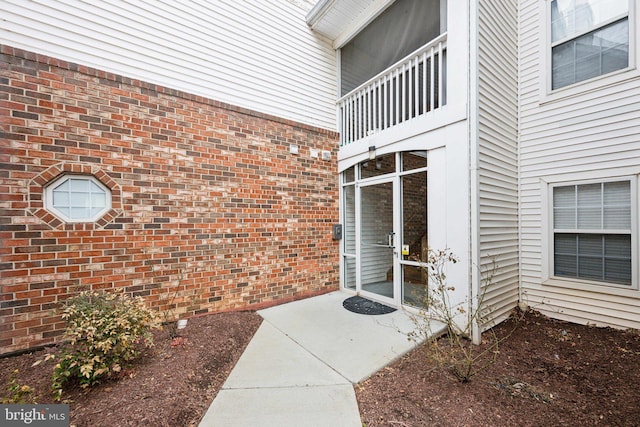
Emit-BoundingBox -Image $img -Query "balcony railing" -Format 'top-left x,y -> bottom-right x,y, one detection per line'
338,33 -> 447,147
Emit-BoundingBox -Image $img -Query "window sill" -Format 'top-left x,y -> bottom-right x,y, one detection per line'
539,67 -> 640,106
542,277 -> 639,296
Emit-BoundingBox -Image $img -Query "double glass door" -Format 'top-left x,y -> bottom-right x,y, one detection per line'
342,151 -> 428,307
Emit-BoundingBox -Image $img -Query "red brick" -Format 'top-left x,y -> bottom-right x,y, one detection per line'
0,46 -> 339,355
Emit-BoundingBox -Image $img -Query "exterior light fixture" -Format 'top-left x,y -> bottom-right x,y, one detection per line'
368,145 -> 376,160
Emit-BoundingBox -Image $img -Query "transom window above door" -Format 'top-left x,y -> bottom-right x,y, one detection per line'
360,153 -> 396,179
550,0 -> 630,90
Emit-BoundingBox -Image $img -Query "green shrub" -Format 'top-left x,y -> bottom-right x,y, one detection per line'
51,290 -> 160,398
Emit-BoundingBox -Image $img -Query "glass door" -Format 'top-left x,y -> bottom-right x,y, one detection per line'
359,180 -> 396,302
399,156 -> 428,307
341,151 -> 428,307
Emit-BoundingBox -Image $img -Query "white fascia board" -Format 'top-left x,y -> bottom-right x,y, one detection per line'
306,0 -> 336,27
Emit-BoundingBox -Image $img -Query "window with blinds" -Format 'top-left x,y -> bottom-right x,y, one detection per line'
550,0 -> 630,90
552,180 -> 633,285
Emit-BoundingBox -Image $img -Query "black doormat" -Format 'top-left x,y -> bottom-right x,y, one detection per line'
342,296 -> 397,315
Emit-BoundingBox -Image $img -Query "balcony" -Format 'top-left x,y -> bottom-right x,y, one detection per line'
338,34 -> 447,147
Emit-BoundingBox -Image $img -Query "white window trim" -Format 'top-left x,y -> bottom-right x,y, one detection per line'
541,173 -> 639,292
44,174 -> 112,223
538,0 -> 640,104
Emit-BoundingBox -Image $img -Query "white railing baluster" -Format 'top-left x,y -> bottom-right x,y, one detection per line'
372,82 -> 376,132
353,93 -> 357,142
383,75 -> 388,129
360,89 -> 364,139
342,104 -> 346,145
422,51 -> 427,115
372,84 -> 376,134
356,91 -> 361,141
362,88 -> 371,136
363,89 -> 367,137
349,99 -> 354,144
342,101 -> 346,145
349,96 -> 353,142
361,91 -> 364,141
368,85 -> 372,136
364,87 -> 368,137
364,88 -> 367,136
394,68 -> 399,126
401,64 -> 406,123
377,81 -> 381,130
413,56 -> 418,119
360,90 -> 365,139
362,89 -> 366,137
438,41 -> 443,108
363,89 -> 367,138
430,46 -> 435,112
407,62 -> 411,121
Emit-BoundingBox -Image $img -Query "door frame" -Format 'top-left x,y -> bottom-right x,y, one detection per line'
340,150 -> 429,309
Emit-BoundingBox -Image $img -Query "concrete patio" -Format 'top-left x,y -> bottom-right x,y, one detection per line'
199,291 -> 444,427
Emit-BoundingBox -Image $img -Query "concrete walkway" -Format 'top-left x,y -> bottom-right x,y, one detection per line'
199,291 -> 442,427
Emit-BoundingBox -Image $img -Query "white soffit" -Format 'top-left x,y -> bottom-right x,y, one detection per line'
306,0 -> 395,48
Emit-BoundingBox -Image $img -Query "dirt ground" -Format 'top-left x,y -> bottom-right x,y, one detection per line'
0,311 -> 262,427
2,308 -> 640,427
357,310 -> 640,427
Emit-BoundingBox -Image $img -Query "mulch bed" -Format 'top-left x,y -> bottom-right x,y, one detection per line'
356,310 -> 640,426
0,311 -> 262,427
2,308 -> 640,426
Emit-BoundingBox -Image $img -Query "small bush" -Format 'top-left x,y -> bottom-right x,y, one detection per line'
51,290 -> 160,398
408,249 -> 516,383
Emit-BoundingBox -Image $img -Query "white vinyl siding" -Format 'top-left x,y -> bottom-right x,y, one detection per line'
475,0 -> 520,329
0,0 -> 337,130
519,0 -> 640,329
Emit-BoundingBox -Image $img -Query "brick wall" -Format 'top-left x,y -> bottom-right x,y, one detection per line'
0,46 -> 340,354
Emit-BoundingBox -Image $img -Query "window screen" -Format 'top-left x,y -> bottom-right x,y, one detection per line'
340,0 -> 445,96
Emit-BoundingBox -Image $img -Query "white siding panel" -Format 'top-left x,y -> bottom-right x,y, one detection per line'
523,286 -> 640,329
518,0 -> 640,330
0,0 -> 337,130
476,0 -> 519,330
